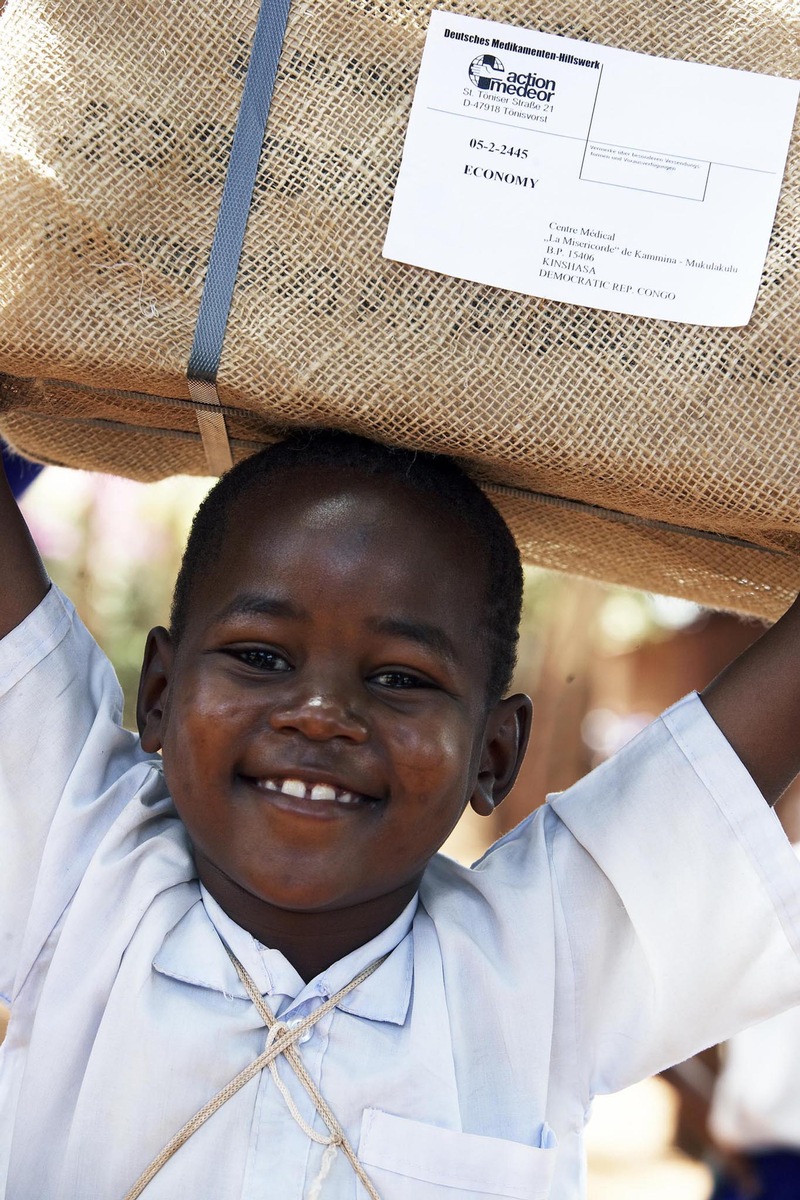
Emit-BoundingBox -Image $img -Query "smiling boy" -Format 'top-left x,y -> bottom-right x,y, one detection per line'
142,448 -> 527,978
2,431 -> 800,1200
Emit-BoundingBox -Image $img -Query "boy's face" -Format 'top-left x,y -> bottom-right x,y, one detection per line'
139,468 -> 528,921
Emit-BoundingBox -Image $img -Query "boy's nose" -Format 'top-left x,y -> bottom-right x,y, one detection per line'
268,691 -> 369,742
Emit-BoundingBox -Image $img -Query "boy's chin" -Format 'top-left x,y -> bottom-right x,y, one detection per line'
196,850 -> 414,917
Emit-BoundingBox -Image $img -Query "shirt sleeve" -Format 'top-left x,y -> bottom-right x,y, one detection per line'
546,693 -> 800,1102
0,585 -> 154,1001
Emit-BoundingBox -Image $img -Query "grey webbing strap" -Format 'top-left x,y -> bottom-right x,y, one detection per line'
187,0 -> 292,475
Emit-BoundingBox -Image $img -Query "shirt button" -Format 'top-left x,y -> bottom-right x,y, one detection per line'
287,1017 -> 312,1044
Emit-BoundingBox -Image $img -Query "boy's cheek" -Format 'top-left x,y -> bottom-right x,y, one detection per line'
390,723 -> 481,793
165,681 -> 253,751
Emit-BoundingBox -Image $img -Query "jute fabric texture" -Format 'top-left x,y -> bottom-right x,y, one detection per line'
0,0 -> 798,616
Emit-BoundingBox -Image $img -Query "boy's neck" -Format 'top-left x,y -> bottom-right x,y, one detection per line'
197,855 -> 419,982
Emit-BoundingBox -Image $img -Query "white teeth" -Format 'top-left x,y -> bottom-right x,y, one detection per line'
310,784 -> 337,801
257,777 -> 365,804
280,779 -> 307,799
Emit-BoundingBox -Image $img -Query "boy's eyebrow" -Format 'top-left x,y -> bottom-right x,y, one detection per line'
366,617 -> 460,665
209,598 -> 460,663
212,593 -> 309,623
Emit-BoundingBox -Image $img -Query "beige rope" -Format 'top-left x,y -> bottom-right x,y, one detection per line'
123,950 -> 387,1200
228,949 -> 385,1200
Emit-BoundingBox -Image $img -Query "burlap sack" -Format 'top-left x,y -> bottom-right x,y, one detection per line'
0,0 -> 798,617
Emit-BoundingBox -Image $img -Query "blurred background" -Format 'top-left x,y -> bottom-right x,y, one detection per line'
8,457 -> 800,1199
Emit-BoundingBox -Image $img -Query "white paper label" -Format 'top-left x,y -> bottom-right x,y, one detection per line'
383,11 -> 799,326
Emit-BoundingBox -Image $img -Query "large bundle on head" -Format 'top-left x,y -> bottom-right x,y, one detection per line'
0,0 -> 798,616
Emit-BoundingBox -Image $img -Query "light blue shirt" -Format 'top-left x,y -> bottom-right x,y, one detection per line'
3,585 -> 800,1200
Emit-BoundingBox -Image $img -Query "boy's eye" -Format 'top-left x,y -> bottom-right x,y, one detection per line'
226,648 -> 291,672
371,670 -> 434,690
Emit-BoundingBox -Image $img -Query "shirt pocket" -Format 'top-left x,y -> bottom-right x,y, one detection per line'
357,1108 -> 557,1200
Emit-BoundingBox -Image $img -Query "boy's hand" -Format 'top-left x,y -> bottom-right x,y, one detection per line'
0,452 -> 49,638
701,592 -> 800,806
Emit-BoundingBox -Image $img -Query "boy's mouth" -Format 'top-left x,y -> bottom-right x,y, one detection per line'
245,775 -> 375,807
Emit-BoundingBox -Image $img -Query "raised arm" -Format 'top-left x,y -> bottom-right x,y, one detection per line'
701,594 -> 800,806
0,453 -> 49,638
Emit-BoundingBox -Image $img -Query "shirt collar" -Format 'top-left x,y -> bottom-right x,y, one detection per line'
152,887 -> 416,1026
309,896 -> 417,1024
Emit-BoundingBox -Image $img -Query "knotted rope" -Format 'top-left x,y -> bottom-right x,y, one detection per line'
123,948 -> 387,1200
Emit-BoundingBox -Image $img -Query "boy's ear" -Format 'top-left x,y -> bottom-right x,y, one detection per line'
470,693 -> 533,817
136,627 -> 174,752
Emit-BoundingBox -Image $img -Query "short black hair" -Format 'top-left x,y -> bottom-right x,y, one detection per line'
170,430 -> 523,704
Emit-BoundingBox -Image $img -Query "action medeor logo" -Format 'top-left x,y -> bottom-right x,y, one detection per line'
468,54 -> 505,89
466,53 -> 559,102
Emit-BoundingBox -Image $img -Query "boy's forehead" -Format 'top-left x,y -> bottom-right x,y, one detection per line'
208,466 -> 490,625
224,466 -> 481,564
